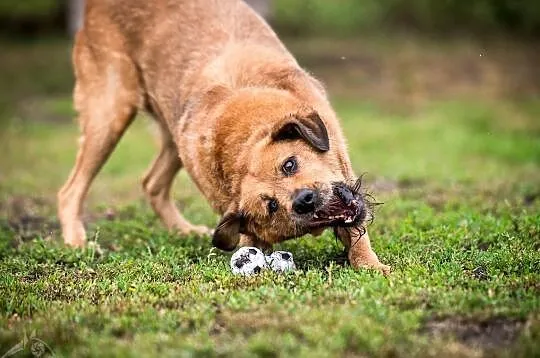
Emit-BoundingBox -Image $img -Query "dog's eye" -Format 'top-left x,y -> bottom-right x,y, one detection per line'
281,156 -> 298,176
267,199 -> 279,214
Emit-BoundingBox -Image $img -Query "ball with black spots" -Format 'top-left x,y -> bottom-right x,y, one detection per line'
266,251 -> 296,273
230,247 -> 268,275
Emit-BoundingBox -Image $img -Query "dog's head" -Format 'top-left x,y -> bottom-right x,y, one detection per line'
210,89 -> 372,251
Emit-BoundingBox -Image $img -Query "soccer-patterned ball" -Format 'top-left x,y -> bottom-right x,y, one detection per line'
266,251 -> 296,273
230,247 -> 268,275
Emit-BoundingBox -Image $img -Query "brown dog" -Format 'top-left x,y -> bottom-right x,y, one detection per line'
58,0 -> 390,274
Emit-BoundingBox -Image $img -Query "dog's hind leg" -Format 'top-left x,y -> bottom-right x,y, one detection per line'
142,121 -> 211,236
58,34 -> 139,247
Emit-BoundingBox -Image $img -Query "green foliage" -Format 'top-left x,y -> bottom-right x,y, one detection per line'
273,0 -> 540,36
274,0 -> 385,36
0,0 -> 59,17
2,0 -> 540,36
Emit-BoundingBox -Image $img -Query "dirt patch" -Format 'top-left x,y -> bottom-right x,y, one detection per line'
212,309 -> 305,339
8,215 -> 59,236
0,195 -> 134,247
0,196 -> 58,244
289,37 -> 540,107
368,178 -> 427,194
470,266 -> 489,281
15,96 -> 74,123
423,316 -> 526,350
1,195 -> 52,217
523,191 -> 540,206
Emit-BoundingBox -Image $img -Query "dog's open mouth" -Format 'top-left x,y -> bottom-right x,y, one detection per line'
310,183 -> 366,228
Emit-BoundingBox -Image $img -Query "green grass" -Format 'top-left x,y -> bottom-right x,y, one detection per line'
0,38 -> 539,357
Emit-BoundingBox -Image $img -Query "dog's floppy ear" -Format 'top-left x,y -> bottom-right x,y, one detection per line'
212,211 -> 245,251
272,111 -> 329,152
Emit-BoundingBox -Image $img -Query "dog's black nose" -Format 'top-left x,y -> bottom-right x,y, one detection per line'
334,185 -> 355,205
293,189 -> 317,214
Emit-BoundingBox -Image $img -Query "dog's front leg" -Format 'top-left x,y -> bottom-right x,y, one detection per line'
336,228 -> 390,275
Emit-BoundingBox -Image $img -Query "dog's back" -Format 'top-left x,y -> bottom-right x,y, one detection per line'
78,0 -> 295,118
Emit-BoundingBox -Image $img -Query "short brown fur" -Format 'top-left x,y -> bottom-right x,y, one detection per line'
58,0 -> 389,274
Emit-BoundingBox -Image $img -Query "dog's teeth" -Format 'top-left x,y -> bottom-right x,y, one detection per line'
314,214 -> 318,219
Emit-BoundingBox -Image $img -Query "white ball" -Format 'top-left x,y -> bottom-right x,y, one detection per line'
230,247 -> 268,275
266,251 -> 296,273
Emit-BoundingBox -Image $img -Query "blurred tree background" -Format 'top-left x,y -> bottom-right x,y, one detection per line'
273,0 -> 540,37
1,0 -> 539,37
0,0 -> 65,36
1,0 -> 539,123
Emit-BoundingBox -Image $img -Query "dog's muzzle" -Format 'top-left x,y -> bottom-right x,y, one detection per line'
294,183 -> 366,229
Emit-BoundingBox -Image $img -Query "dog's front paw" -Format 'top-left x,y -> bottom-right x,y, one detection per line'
62,221 -> 87,248
350,258 -> 391,276
371,263 -> 391,276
